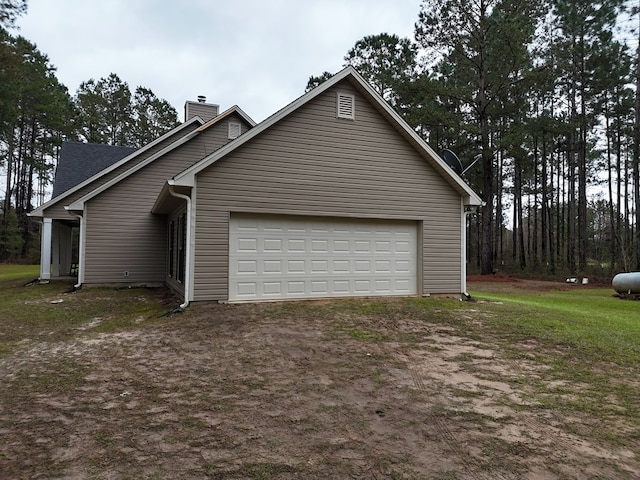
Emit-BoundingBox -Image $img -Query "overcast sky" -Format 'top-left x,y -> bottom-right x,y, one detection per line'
16,0 -> 421,123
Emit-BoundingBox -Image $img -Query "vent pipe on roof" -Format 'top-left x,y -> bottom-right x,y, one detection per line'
197,95 -> 206,103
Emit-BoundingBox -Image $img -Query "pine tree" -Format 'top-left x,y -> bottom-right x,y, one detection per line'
415,0 -> 544,275
131,87 -> 179,148
0,33 -> 74,260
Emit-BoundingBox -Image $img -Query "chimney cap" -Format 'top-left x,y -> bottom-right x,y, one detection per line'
197,95 -> 206,103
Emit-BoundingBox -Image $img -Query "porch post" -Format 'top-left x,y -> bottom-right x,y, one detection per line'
52,222 -> 60,277
39,218 -> 52,281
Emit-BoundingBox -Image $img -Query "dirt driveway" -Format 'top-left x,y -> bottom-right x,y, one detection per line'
1,285 -> 638,479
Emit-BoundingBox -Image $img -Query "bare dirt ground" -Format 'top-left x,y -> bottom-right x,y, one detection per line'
1,281 -> 638,479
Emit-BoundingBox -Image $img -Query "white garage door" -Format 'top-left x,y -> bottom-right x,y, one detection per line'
229,214 -> 417,301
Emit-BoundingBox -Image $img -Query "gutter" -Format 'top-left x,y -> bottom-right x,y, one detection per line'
167,185 -> 192,309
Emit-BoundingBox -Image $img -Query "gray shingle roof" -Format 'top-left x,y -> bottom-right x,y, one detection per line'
52,142 -> 138,198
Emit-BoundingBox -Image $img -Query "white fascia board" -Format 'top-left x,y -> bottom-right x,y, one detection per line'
196,105 -> 257,133
172,66 -> 482,206
151,179 -> 193,214
233,106 -> 257,127
344,70 -> 483,206
151,181 -> 174,213
29,117 -> 204,217
172,67 -> 359,187
66,130 -> 201,211
220,105 -> 256,127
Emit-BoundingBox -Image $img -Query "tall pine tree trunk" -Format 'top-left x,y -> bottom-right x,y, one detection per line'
480,95 -> 494,275
635,40 -> 640,270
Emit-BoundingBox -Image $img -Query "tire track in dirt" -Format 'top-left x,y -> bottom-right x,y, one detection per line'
427,413 -> 491,480
408,364 -> 513,480
513,415 -> 623,480
483,353 -> 628,480
427,415 -> 510,480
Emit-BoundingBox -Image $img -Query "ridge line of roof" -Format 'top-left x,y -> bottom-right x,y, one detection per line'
197,105 -> 256,132
66,129 -> 202,211
171,66 -> 358,185
169,66 -> 481,205
29,116 -> 204,217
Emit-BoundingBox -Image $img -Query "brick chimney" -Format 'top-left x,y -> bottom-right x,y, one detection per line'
184,96 -> 219,123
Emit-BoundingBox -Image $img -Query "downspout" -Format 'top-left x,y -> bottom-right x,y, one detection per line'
168,186 -> 191,309
69,212 -> 84,289
462,204 -> 478,300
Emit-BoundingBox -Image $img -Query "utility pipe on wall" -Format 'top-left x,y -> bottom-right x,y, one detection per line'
168,186 -> 192,309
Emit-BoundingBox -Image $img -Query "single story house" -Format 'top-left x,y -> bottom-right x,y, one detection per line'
30,67 -> 481,305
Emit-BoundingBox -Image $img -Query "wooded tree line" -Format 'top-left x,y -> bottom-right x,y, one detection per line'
311,0 -> 640,279
0,1 -> 179,261
2,0 -> 639,280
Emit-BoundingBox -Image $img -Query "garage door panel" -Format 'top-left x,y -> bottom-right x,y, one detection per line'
311,260 -> 328,273
263,238 -> 282,252
264,282 -> 281,295
333,240 -> 350,252
237,238 -> 257,252
311,280 -> 329,294
229,214 -> 417,301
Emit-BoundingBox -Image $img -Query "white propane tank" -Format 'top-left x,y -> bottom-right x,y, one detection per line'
612,272 -> 640,295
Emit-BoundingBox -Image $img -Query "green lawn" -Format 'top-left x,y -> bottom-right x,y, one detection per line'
0,263 -> 39,281
470,287 -> 640,367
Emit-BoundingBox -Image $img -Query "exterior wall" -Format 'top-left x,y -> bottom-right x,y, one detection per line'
83,119 -> 243,284
193,80 -> 462,301
43,127 -> 195,220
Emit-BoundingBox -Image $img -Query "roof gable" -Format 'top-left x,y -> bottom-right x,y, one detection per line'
197,105 -> 256,132
66,109 -> 257,212
30,116 -> 204,217
170,67 -> 482,206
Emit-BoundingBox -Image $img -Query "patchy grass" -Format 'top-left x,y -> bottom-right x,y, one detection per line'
1,266 -> 639,478
0,264 -> 176,359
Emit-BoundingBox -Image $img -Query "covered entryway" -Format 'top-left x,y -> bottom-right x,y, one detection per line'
38,217 -> 80,281
229,214 -> 418,301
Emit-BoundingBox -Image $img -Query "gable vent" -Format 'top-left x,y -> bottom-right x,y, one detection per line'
336,92 -> 355,120
228,122 -> 242,139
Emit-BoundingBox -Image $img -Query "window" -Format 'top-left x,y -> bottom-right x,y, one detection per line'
168,220 -> 175,277
168,211 -> 186,283
228,121 -> 241,139
177,213 -> 186,283
336,92 -> 355,120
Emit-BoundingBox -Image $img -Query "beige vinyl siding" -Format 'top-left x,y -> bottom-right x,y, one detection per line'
193,211 -> 229,299
193,80 -> 463,301
199,114 -> 252,151
43,128 -> 193,220
83,122 -> 238,284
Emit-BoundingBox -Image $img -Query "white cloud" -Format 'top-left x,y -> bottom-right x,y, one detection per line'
17,0 -> 420,122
